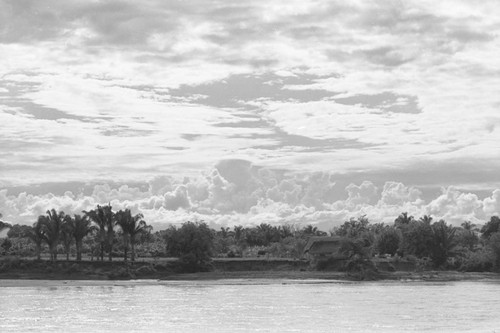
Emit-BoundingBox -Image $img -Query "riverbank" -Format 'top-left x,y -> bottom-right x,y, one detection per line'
0,257 -> 499,283
161,270 -> 500,282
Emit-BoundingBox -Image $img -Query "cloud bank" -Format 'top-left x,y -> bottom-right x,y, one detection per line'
1,160 -> 499,230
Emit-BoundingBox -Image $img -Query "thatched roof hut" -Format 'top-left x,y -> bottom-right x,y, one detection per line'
303,236 -> 347,259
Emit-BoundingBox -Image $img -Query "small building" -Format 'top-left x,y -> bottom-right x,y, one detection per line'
302,236 -> 347,261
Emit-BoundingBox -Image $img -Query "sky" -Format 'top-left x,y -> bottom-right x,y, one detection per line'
1,0 -> 500,230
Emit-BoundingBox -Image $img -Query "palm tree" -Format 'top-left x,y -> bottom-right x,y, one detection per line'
394,212 -> 414,228
460,221 -> 479,251
61,217 -> 74,261
419,215 -> 433,225
70,214 -> 96,261
28,219 -> 44,260
430,220 -> 457,267
40,209 -> 66,262
115,209 -> 151,261
233,225 -> 244,243
84,204 -> 114,261
279,225 -> 294,239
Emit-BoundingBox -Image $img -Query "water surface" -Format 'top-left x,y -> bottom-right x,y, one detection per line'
1,279 -> 499,332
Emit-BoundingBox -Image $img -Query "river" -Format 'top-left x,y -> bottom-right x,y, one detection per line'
1,279 -> 499,332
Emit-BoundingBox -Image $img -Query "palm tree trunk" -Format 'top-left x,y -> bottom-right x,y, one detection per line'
50,245 -> 57,262
100,243 -> 104,261
131,241 -> 135,262
66,251 -> 70,261
36,243 -> 41,261
107,234 -> 113,262
76,240 -> 82,261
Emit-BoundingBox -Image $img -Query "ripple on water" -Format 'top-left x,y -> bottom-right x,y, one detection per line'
0,280 -> 500,332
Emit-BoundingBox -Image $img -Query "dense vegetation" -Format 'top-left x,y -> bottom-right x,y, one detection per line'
1,209 -> 500,273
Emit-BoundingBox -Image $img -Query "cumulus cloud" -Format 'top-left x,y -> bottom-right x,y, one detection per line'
425,187 -> 485,224
3,161 -> 500,230
163,185 -> 191,211
379,182 -> 423,206
344,181 -> 379,207
483,189 -> 500,216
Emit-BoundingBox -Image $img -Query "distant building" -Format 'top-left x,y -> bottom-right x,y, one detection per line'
302,236 -> 347,260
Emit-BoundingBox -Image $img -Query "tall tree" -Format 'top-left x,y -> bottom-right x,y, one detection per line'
61,217 -> 74,261
115,209 -> 152,261
481,216 -> 500,239
70,214 -> 96,261
457,221 -> 479,251
375,226 -> 400,256
430,220 -> 457,267
40,209 -> 66,261
84,204 -> 115,261
394,212 -> 414,227
419,215 -> 433,225
28,219 -> 45,260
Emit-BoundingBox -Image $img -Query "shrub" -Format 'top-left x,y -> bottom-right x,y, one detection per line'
165,221 -> 214,272
375,228 -> 400,256
488,232 -> 500,270
458,248 -> 493,272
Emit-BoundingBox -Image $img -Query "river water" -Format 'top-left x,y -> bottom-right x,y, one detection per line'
1,279 -> 499,332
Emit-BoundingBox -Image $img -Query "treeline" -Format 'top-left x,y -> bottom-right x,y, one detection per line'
333,214 -> 500,272
0,206 -> 151,262
1,210 -> 500,271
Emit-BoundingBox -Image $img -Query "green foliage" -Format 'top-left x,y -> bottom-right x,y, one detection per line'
428,220 -> 458,267
165,221 -> 214,272
375,227 -> 400,256
1,238 -> 12,253
396,215 -> 458,267
84,204 -> 114,261
69,214 -> 96,261
40,209 -> 67,261
397,217 -> 434,258
28,221 -> 44,260
488,232 -> 500,270
455,247 -> 493,272
4,204 -> 500,277
394,212 -> 414,228
301,224 -> 327,237
338,237 -> 378,279
334,216 -> 370,239
481,216 -> 500,239
456,221 -> 479,251
115,209 -> 152,261
7,224 -> 31,238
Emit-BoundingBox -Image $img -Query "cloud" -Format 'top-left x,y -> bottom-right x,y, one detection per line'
379,182 -> 423,206
163,185 -> 191,211
344,181 -> 379,207
426,187 -> 485,224
1,0 -> 500,207
4,160 -> 500,231
483,189 -> 500,216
